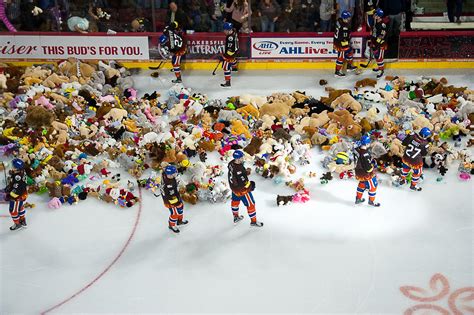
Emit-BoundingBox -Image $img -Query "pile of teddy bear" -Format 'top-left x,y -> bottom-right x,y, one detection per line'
0,58 -> 473,211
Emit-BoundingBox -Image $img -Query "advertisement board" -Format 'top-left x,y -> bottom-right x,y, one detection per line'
0,35 -> 150,60
184,33 -> 250,59
251,36 -> 364,59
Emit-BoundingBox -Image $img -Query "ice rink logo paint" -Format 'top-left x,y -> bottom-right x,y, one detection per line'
251,37 -> 364,59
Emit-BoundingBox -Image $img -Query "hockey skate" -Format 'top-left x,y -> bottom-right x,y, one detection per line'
177,219 -> 189,226
346,64 -> 357,72
221,80 -> 231,88
20,218 -> 27,228
355,197 -> 365,204
376,70 -> 385,79
335,70 -> 346,77
250,221 -> 264,227
9,223 -> 23,231
171,77 -> 182,84
168,225 -> 180,233
233,215 -> 244,224
232,67 -> 238,72
368,201 -> 381,207
410,185 -> 422,192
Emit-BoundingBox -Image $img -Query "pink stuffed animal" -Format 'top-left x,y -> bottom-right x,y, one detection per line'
35,95 -> 55,110
144,107 -> 157,124
292,189 -> 310,203
48,197 -> 62,209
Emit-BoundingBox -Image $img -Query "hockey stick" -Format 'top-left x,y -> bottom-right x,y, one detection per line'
212,60 -> 222,76
360,52 -> 374,68
149,60 -> 165,70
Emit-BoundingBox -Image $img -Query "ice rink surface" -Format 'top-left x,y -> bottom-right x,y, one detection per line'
1,68 -> 473,314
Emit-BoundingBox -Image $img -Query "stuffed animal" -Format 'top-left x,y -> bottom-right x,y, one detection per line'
236,104 -> 260,119
239,94 -> 267,108
331,93 -> 362,113
230,119 -> 252,139
320,89 -> 352,105
259,100 -> 291,119
355,78 -> 377,88
328,110 -> 363,138
276,195 -> 293,206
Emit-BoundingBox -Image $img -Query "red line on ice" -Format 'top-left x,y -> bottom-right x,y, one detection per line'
41,187 -> 143,314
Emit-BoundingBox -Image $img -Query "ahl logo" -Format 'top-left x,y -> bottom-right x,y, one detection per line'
253,41 -> 278,51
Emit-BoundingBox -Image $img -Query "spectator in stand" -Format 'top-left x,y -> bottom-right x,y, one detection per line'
188,0 -> 210,31
336,0 -> 354,16
297,0 -> 320,32
320,0 -> 335,31
88,1 -> 111,32
447,0 -> 462,24
278,0 -> 300,32
20,0 -> 45,31
224,0 -> 251,32
1,0 -> 16,32
211,0 -> 225,31
258,0 -> 281,32
67,16 -> 89,33
378,0 -> 405,39
130,17 -> 151,32
166,1 -> 187,30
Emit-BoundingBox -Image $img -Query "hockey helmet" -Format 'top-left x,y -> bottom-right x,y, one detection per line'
12,158 -> 24,170
223,22 -> 233,31
360,135 -> 371,146
233,150 -> 244,159
375,8 -> 384,17
164,165 -> 177,175
419,127 -> 432,139
341,10 -> 352,20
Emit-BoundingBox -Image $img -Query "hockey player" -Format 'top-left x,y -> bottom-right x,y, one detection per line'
6,159 -> 28,231
228,151 -> 263,227
368,8 -> 388,79
334,10 -> 357,77
160,21 -> 186,84
354,135 -> 380,207
220,22 -> 239,88
399,127 -> 431,191
161,165 -> 188,233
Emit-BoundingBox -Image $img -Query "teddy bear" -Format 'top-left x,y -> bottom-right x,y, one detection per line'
294,110 -> 331,134
244,136 -> 263,156
42,73 -> 70,88
412,113 -> 434,131
0,71 -> 10,90
236,104 -> 260,119
330,93 -> 362,113
239,94 -> 267,108
328,109 -> 363,138
103,107 -> 128,122
21,66 -> 51,80
259,114 -> 275,130
378,89 -> 399,106
230,119 -> 252,139
276,195 -> 293,206
355,78 -> 377,88
179,184 -> 199,205
320,88 -> 352,105
259,100 -> 291,119
25,105 -> 54,129
58,58 -> 96,84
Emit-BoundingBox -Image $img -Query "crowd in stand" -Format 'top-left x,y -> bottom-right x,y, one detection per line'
1,0 -> 433,33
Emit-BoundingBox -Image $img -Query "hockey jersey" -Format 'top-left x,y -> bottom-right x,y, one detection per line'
161,173 -> 182,207
354,147 -> 375,181
402,134 -> 429,168
7,170 -> 27,200
163,28 -> 186,54
334,18 -> 351,51
224,30 -> 239,60
370,19 -> 387,49
228,160 -> 250,195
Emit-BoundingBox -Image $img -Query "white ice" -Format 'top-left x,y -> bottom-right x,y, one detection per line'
1,68 -> 473,314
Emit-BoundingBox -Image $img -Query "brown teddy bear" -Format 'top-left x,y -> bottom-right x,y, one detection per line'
330,93 -> 362,113
320,88 -> 352,105
236,104 -> 260,119
25,106 -> 54,129
328,109 -> 363,138
355,78 -> 377,88
244,136 -> 263,156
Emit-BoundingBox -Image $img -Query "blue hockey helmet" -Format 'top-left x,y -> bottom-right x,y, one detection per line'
375,8 -> 384,17
159,34 -> 168,44
341,10 -> 352,20
419,127 -> 432,139
223,22 -> 233,31
360,135 -> 371,146
233,150 -> 244,159
12,158 -> 24,170
164,165 -> 177,175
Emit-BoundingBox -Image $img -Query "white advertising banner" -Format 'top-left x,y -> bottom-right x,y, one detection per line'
251,37 -> 364,59
0,35 -> 149,60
